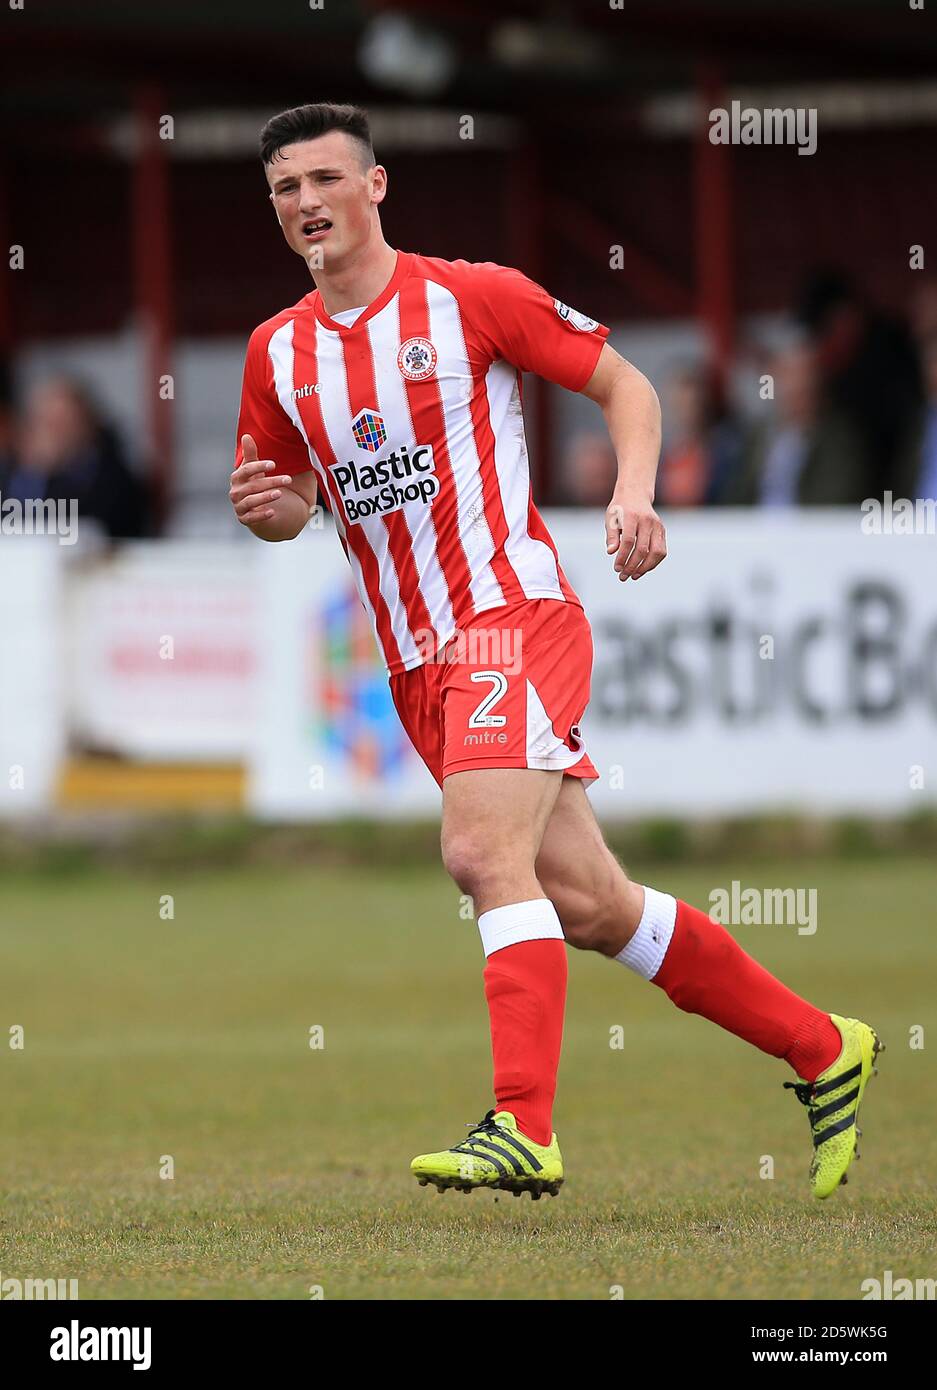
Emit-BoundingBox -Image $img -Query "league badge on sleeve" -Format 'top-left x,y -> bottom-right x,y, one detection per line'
554,300 -> 599,333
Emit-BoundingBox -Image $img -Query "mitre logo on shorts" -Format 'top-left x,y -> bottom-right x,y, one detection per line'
397,337 -> 438,381
330,442 -> 440,523
553,300 -> 599,333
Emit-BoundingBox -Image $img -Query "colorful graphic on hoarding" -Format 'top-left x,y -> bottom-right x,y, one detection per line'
312,586 -> 411,779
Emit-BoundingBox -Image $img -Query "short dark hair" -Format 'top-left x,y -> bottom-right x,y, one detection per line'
260,103 -> 374,168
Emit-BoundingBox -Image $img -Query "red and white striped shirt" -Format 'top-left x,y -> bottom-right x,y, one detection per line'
236,251 -> 608,674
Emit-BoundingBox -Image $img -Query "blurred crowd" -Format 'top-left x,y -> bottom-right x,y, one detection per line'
4,270 -> 936,538
0,372 -> 149,539
561,271 -> 937,509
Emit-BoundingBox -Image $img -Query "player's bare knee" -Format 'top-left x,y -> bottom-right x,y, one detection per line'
440,829 -> 515,900
440,831 -> 473,894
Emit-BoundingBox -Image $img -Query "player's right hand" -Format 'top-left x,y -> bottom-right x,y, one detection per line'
604,490 -> 667,582
229,433 -> 296,526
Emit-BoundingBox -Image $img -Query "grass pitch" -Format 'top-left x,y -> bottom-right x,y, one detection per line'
2,853 -> 934,1300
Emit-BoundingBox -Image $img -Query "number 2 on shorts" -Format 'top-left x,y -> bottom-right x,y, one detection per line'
468,670 -> 508,728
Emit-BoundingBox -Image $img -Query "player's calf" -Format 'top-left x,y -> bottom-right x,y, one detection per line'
535,780 -> 644,955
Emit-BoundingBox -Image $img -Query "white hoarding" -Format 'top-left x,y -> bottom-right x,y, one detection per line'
249,511 -> 936,819
0,540 -> 65,817
67,543 -> 260,760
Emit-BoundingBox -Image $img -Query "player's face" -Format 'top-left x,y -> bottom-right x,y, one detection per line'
265,131 -> 385,272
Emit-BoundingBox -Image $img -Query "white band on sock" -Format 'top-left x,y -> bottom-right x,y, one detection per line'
477,898 -> 564,958
615,886 -> 677,980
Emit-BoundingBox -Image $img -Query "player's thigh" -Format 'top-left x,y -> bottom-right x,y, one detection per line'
535,776 -> 643,953
441,765 -> 564,889
389,664 -> 444,785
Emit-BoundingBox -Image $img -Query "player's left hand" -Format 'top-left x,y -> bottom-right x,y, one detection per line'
604,491 -> 667,581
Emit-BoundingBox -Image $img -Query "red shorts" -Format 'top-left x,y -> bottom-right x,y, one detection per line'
390,598 -> 598,786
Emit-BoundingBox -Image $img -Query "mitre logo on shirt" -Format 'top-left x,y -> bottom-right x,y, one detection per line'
553,300 -> 599,333
330,442 -> 440,523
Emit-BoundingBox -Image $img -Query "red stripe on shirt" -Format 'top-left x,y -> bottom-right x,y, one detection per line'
397,276 -> 479,622
340,325 -> 435,656
291,313 -> 404,672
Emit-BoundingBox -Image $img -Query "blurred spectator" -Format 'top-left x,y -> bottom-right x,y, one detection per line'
798,269 -> 923,497
724,341 -> 867,506
895,333 -> 937,502
657,362 -> 741,506
3,377 -> 149,538
909,275 -> 937,346
0,360 -> 16,482
557,430 -> 618,506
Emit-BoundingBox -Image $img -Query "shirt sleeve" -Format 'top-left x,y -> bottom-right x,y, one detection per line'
234,321 -> 316,476
461,262 -> 610,391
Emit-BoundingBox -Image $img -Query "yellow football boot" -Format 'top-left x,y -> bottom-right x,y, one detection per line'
411,1109 -> 563,1199
785,1014 -> 884,1198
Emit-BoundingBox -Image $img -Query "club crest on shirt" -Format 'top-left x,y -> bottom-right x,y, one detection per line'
351,409 -> 388,452
553,300 -> 599,333
397,337 -> 438,381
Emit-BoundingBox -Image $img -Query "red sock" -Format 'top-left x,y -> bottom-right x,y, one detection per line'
653,900 -> 841,1081
483,939 -> 567,1146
